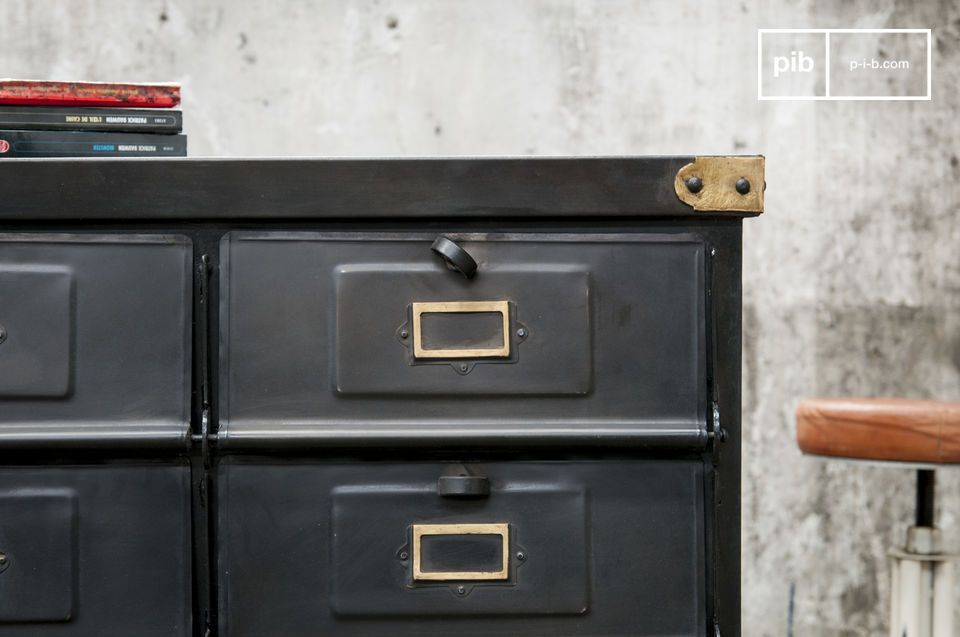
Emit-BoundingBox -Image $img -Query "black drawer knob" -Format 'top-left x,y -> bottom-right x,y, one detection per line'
431,236 -> 477,279
437,475 -> 490,497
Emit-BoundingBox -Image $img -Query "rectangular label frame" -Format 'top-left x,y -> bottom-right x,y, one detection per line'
411,301 -> 511,359
412,523 -> 510,581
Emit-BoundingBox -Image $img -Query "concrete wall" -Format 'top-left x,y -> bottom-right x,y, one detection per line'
3,1 -> 958,634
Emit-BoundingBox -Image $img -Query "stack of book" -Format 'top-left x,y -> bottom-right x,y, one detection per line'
0,79 -> 186,158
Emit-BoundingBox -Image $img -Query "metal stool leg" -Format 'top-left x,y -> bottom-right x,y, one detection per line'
889,470 -> 955,637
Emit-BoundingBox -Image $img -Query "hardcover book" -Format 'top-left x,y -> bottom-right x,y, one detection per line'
0,80 -> 180,108
0,107 -> 182,133
0,130 -> 187,157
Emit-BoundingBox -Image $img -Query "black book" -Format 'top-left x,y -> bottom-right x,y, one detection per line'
0,130 -> 187,157
0,106 -> 182,133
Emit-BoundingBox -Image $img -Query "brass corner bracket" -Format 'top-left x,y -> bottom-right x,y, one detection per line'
674,156 -> 765,214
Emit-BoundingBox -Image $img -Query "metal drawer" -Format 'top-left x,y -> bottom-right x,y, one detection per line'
0,235 -> 192,449
0,464 -> 192,635
217,458 -> 706,636
219,232 -> 707,448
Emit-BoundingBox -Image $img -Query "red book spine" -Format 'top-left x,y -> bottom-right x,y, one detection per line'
0,80 -> 180,108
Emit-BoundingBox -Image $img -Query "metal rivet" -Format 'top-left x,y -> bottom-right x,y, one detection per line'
459,363 -> 468,372
735,177 -> 750,195
399,330 -> 409,339
516,551 -> 526,561
399,551 -> 408,560
457,585 -> 466,595
516,328 -> 526,338
685,176 -> 703,193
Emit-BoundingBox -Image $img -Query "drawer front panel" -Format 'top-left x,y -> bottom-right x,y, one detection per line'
0,465 -> 192,636
0,235 -> 192,447
217,459 -> 705,636
220,232 -> 706,445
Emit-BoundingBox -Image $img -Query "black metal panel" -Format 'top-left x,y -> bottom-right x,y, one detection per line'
0,157 -> 702,221
708,221 -> 744,636
217,458 -> 705,636
331,485 -> 587,616
0,265 -> 72,397
337,266 -> 590,394
0,235 -> 192,448
0,464 -> 192,636
219,232 -> 706,448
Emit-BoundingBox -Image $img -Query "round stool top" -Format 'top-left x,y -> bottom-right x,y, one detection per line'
796,398 -> 960,465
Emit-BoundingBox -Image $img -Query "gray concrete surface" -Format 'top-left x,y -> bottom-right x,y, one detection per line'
3,0 -> 958,634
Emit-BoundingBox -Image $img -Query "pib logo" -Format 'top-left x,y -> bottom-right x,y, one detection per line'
0,139 -> 9,153
773,50 -> 815,77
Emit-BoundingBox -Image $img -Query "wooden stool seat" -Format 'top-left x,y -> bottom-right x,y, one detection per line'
796,398 -> 960,465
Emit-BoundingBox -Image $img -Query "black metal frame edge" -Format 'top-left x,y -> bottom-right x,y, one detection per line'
0,156 -> 766,221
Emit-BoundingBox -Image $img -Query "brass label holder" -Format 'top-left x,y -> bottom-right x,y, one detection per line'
674,155 -> 765,213
411,301 -> 511,359
412,523 -> 510,581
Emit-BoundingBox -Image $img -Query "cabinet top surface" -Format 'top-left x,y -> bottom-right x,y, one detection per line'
0,156 -> 763,221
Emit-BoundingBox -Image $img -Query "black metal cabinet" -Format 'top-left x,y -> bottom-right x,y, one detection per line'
0,157 -> 761,637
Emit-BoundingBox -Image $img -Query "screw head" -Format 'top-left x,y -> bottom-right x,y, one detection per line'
516,328 -> 526,338
459,363 -> 468,372
399,551 -> 408,560
399,329 -> 409,339
456,585 -> 466,595
0,553 -> 7,564
516,551 -> 526,561
735,177 -> 750,195
0,324 -> 6,345
685,176 -> 703,193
